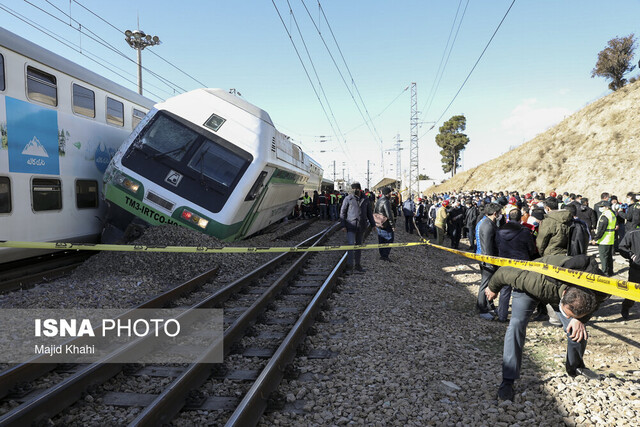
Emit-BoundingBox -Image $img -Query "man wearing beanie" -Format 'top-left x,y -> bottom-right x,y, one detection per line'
340,182 -> 376,273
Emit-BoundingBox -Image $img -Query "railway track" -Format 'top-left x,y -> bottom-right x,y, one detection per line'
0,251 -> 95,294
0,221 -> 347,426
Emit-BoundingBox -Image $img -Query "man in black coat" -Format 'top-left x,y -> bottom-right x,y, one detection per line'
577,198 -> 598,235
495,207 -> 537,322
447,198 -> 465,249
464,200 -> 479,252
617,228 -> 640,319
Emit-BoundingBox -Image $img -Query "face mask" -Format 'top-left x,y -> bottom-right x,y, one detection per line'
496,214 -> 503,221
559,303 -> 572,320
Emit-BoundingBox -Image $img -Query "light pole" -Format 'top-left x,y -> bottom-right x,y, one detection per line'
124,29 -> 161,95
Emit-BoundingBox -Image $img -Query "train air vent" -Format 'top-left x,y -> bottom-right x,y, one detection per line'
147,191 -> 174,211
271,137 -> 276,152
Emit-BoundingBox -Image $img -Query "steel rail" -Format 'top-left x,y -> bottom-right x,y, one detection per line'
0,225 -> 334,426
0,266 -> 219,401
225,252 -> 347,426
128,222 -> 340,426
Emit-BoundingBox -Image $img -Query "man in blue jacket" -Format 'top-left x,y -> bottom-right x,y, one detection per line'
340,182 -> 376,274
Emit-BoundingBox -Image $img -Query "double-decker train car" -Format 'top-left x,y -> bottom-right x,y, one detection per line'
0,28 -> 154,263
102,88 -> 323,242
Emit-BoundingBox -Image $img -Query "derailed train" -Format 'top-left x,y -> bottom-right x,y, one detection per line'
102,88 -> 323,242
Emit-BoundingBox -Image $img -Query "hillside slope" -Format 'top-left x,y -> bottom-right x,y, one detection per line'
426,80 -> 640,201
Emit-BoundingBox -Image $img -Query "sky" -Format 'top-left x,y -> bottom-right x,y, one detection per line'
1,0 -> 638,189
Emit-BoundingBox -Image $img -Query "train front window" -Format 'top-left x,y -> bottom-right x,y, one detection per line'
139,115 -> 199,161
188,140 -> 247,188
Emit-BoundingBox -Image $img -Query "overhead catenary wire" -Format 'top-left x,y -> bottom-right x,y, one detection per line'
421,0 -> 469,120
299,0 -> 384,154
344,85 -> 409,135
310,0 -> 385,148
421,0 -> 517,138
0,2 -> 165,100
285,0 -> 349,156
71,0 -> 208,88
271,0 -> 354,163
19,0 -> 181,98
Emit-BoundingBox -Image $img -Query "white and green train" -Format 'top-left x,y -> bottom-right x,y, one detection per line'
102,88 -> 323,242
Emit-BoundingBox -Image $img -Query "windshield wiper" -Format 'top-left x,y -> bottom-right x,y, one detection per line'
147,141 -> 191,160
196,147 -> 213,191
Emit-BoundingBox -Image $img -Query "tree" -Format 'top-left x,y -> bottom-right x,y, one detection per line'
435,115 -> 469,177
592,34 -> 636,91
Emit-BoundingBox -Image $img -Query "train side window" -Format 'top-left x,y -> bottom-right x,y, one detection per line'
0,54 -> 5,91
32,178 -> 62,211
76,179 -> 99,209
132,108 -> 146,129
27,66 -> 57,106
106,97 -> 124,126
72,84 -> 95,118
0,176 -> 11,213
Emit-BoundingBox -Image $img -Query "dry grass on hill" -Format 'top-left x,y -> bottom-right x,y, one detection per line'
426,80 -> 640,201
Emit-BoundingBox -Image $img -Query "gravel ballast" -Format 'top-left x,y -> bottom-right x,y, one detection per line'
262,225 -> 640,426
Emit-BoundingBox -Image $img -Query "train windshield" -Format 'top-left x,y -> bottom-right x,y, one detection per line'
139,115 -> 199,161
188,140 -> 247,188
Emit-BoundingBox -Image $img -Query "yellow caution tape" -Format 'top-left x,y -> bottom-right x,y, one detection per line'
0,240 -> 428,254
3,237 -> 639,302
425,240 -> 640,303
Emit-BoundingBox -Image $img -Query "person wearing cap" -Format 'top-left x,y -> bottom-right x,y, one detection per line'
591,200 -> 617,276
435,200 -> 449,245
577,197 -> 597,235
374,187 -> 395,262
340,182 -> 376,274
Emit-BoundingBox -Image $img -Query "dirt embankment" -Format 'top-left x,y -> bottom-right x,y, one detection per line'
426,80 -> 640,201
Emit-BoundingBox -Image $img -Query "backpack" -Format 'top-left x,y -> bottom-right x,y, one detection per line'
567,219 -> 590,256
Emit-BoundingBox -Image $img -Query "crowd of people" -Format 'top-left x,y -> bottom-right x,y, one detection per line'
330,184 -> 639,401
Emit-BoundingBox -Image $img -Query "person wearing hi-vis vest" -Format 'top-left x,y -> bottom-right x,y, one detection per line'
591,200 -> 617,276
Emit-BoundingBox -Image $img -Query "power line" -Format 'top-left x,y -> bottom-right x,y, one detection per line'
422,0 -> 517,138
72,0 -> 208,88
286,0 -> 348,151
21,0 -> 183,97
313,1 -> 384,146
0,2 -> 165,100
271,0 -> 353,163
422,0 -> 469,120
344,85 -> 409,135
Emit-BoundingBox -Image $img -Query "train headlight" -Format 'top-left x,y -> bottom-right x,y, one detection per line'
180,209 -> 209,229
113,171 -> 141,194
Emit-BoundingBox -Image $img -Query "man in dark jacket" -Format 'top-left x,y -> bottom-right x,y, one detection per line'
495,207 -> 537,322
623,192 -> 640,231
577,198 -> 597,235
536,197 -> 573,256
566,204 -> 590,256
374,187 -> 396,262
340,182 -> 376,273
448,198 -> 465,249
486,254 -> 605,401
475,203 -> 502,319
464,200 -> 479,251
617,228 -> 640,319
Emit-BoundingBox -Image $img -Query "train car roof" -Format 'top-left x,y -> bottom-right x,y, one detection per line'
202,88 -> 273,126
0,27 -> 154,109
